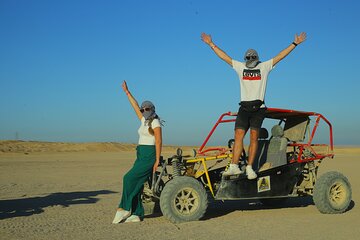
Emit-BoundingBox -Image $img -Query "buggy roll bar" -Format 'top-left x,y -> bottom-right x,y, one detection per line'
198,111 -> 236,155
197,108 -> 334,161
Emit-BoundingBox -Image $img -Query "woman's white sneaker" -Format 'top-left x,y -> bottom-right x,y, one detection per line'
112,210 -> 131,224
125,215 -> 141,223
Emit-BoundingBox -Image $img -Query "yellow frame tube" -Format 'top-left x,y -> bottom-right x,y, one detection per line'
185,154 -> 232,197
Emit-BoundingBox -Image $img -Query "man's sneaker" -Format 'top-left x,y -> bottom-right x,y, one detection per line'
112,210 -> 131,224
246,165 -> 257,180
223,164 -> 243,176
125,215 -> 141,223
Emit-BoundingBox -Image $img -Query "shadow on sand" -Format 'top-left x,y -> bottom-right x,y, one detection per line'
203,197 -> 355,220
203,196 -> 314,220
0,190 -> 116,220
138,196 -> 356,221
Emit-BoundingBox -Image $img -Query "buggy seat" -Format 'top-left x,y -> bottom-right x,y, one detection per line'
267,125 -> 288,168
255,125 -> 288,172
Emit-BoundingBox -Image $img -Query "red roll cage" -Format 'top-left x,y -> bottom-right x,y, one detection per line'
197,108 -> 334,163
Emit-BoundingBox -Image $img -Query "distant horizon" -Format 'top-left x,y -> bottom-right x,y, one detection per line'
1,139 -> 359,148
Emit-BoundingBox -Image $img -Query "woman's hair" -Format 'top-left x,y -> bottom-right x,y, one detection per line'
146,115 -> 164,136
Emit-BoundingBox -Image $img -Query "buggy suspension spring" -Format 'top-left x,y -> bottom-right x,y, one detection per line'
307,161 -> 315,168
171,158 -> 181,177
307,161 -> 317,181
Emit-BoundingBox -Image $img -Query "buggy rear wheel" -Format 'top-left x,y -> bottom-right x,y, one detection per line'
313,171 -> 352,214
160,176 -> 208,223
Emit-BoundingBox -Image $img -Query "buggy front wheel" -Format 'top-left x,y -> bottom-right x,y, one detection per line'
313,171 -> 352,214
160,176 -> 208,223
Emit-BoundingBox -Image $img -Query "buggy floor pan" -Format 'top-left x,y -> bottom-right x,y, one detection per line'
215,162 -> 304,200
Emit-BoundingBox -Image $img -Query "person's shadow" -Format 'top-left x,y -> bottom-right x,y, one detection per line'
0,190 -> 116,220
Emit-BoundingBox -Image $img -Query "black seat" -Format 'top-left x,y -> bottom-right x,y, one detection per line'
253,128 -> 269,171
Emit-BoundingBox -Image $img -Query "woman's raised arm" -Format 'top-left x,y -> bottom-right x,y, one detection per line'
122,80 -> 142,120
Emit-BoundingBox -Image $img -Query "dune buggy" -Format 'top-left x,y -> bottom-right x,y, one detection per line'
142,108 -> 352,223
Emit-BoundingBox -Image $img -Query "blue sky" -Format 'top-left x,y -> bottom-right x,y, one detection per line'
1,0 -> 359,146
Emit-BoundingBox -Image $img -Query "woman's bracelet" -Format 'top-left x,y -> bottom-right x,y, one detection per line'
292,42 -> 298,47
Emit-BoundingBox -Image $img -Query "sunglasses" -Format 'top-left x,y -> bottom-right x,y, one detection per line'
246,56 -> 257,60
140,107 -> 152,113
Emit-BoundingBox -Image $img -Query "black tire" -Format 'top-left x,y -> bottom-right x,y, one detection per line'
313,171 -> 352,214
160,176 -> 208,223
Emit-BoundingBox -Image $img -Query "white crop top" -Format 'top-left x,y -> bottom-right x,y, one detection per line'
138,117 -> 161,145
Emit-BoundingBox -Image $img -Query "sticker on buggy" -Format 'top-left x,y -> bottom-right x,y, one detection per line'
257,176 -> 271,192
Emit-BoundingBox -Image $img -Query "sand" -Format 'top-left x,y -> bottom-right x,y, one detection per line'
0,141 -> 359,240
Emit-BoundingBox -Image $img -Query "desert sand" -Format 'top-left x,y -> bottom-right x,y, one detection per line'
0,141 -> 359,240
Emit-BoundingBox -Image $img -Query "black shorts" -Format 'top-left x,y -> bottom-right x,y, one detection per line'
235,107 -> 266,131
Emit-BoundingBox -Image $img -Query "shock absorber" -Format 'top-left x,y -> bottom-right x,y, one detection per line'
171,157 -> 181,177
308,161 -> 317,186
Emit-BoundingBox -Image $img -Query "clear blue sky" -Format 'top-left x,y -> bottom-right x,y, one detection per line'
1,0 -> 359,146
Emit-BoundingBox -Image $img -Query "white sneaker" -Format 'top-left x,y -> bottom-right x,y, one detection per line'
223,164 -> 243,176
246,165 -> 257,180
125,215 -> 141,223
112,210 -> 131,224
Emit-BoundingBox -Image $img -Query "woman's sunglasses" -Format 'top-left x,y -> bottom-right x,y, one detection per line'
140,107 -> 152,113
246,56 -> 257,60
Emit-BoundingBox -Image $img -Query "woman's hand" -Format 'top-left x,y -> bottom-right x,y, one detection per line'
152,163 -> 158,173
122,80 -> 129,94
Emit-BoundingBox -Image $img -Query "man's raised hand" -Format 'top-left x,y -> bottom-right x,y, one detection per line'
201,32 -> 212,45
294,32 -> 307,45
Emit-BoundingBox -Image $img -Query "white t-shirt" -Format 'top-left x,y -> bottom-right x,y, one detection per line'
232,59 -> 274,105
138,117 -> 161,145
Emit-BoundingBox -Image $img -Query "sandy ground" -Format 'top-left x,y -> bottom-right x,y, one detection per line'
0,142 -> 359,240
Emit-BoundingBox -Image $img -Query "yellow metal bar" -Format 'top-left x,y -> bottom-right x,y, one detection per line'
194,170 -> 205,178
185,154 -> 232,163
200,158 -> 215,197
185,153 -> 233,197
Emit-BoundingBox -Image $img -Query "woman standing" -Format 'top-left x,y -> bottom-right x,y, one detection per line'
112,80 -> 162,223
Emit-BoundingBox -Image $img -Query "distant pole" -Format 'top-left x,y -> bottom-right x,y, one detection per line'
15,132 -> 19,140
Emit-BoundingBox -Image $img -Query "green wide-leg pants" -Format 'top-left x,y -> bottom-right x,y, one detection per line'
119,145 -> 155,218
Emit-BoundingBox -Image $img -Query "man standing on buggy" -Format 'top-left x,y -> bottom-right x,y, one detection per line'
201,32 -> 307,179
